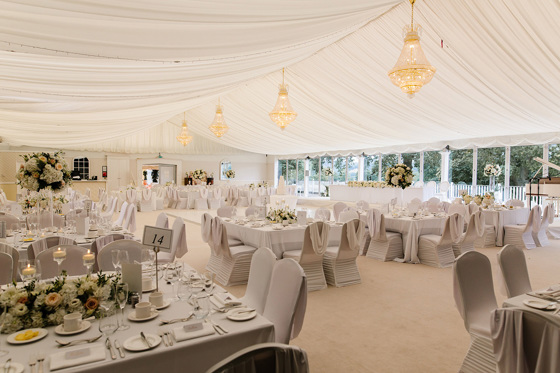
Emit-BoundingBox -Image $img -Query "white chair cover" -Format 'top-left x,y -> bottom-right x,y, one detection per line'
123,203 -> 137,232
333,202 -> 348,222
309,222 -> 330,255
36,245 -> 88,279
323,219 -> 364,287
126,189 -> 136,204
314,208 -> 331,221
356,200 -> 369,210
453,211 -> 485,257
505,199 -> 525,207
0,252 -> 13,285
0,213 -> 20,230
238,247 -> 277,314
201,213 -> 213,244
30,236 -> 75,259
534,204 -> 554,247
263,259 -> 307,344
339,209 -> 359,223
114,201 -> 129,226
448,203 -> 467,221
503,205 -> 541,249
217,206 -> 236,218
497,245 -> 532,298
155,212 -> 169,229
97,240 -> 144,271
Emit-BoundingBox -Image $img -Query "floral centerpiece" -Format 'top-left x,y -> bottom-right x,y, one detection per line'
18,191 -> 68,214
258,181 -> 269,188
16,151 -> 71,192
192,169 -> 207,181
482,192 -> 495,206
473,194 -> 483,205
483,164 -> 502,177
266,206 -> 297,224
385,163 -> 413,189
348,181 -> 389,188
225,170 -> 235,179
0,273 -> 119,334
323,168 -> 333,177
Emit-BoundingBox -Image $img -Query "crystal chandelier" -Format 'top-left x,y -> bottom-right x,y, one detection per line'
176,113 -> 193,146
208,98 -> 229,138
269,68 -> 297,130
388,0 -> 436,98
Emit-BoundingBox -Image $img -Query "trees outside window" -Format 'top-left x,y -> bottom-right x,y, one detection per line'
477,147 -> 505,186
333,157 -> 347,184
423,151 -> 441,182
321,156 -> 333,196
309,158 -> 320,196
347,156 -> 358,181
509,145 -> 543,186
381,154 -> 398,179
549,144 -> 560,178
277,160 -> 287,181
364,155 -> 379,181
401,153 -> 420,182
287,159 -> 297,185
449,149 -> 473,184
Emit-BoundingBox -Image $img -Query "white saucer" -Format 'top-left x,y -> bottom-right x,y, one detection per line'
54,320 -> 91,335
0,362 -> 24,373
142,286 -> 157,293
523,299 -> 556,310
227,307 -> 257,321
128,310 -> 159,322
154,299 -> 171,310
7,328 -> 48,344
122,333 -> 161,351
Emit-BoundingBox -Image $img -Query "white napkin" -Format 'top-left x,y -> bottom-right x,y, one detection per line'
49,343 -> 106,371
173,323 -> 215,341
211,293 -> 241,308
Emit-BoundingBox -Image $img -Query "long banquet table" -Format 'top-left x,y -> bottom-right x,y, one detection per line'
384,215 -> 447,263
329,185 -> 424,205
2,271 -> 275,373
480,207 -> 529,246
224,220 -> 343,258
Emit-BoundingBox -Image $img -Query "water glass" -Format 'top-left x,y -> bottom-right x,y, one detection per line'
98,308 -> 118,337
192,294 -> 210,320
177,281 -> 191,302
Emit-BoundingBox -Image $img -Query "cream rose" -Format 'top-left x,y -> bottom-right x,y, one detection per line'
45,292 -> 62,307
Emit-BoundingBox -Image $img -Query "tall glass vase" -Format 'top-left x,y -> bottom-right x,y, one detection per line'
488,176 -> 495,193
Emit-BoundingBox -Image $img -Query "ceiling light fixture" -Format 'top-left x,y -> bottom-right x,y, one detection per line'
269,68 -> 297,130
208,98 -> 229,138
176,113 -> 193,146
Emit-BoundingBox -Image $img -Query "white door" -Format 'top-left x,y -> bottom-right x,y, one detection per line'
106,157 -> 130,192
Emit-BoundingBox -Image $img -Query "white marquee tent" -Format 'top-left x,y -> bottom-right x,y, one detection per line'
1,0 -> 559,156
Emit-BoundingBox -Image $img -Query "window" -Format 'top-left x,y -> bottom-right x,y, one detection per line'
509,145 -> 543,186
321,156 -> 332,196
73,157 -> 89,180
381,154 -> 398,181
297,159 -> 305,195
287,160 -> 297,185
277,160 -> 287,181
308,158 -> 320,196
549,144 -> 560,177
347,156 -> 358,181
401,153 -> 420,182
423,151 -> 441,182
449,149 -> 473,184
477,147 -> 505,186
333,157 -> 346,184
364,155 -> 379,181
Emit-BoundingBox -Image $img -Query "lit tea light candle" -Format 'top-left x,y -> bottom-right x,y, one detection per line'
22,264 -> 36,276
53,247 -> 66,259
83,250 -> 95,261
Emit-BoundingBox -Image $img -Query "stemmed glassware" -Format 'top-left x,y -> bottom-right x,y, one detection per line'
166,262 -> 183,302
192,294 -> 210,320
98,307 -> 118,338
202,271 -> 215,294
111,250 -> 129,273
0,304 -> 9,357
52,247 -> 66,275
114,282 -> 129,331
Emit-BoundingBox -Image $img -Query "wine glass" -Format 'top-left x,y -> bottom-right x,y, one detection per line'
192,294 -> 210,320
117,250 -> 130,268
111,250 -> 121,272
141,248 -> 154,270
98,308 -> 118,337
0,304 -> 8,357
114,282 -> 129,331
52,247 -> 66,275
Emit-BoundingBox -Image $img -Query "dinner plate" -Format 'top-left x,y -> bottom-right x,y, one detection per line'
128,310 -> 159,322
54,320 -> 91,335
122,333 -> 161,352
523,299 -> 557,310
227,307 -> 257,321
7,328 -> 48,344
0,362 -> 24,373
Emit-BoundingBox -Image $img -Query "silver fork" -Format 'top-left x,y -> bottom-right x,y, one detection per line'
165,328 -> 174,346
159,313 -> 194,325
157,327 -> 168,347
37,352 -> 45,373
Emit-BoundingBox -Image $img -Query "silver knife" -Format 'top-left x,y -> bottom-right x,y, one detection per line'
114,339 -> 125,358
105,337 -> 117,360
140,332 -> 155,350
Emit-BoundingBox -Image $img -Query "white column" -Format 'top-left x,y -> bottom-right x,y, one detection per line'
273,158 -> 279,188
358,155 -> 364,181
378,155 -> 383,182
398,153 -> 403,164
543,144 -> 549,177
419,152 -> 425,183
504,146 -> 511,201
304,158 -> 309,198
440,151 -> 450,183
472,147 -> 478,193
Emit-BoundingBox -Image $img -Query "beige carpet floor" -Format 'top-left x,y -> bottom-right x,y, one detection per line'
132,208 -> 560,373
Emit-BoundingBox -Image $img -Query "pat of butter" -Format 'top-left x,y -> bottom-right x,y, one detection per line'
183,321 -> 204,332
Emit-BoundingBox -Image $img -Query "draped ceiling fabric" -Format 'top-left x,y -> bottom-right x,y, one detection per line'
0,0 -> 559,156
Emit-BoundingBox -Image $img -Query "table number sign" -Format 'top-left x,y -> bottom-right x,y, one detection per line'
142,226 -> 173,253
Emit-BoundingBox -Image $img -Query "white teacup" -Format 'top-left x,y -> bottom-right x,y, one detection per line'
135,301 -> 155,319
87,231 -> 96,238
63,312 -> 82,332
142,277 -> 153,291
149,291 -> 164,307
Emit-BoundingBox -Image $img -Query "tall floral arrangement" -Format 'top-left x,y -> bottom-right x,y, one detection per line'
192,169 -> 207,181
0,273 -> 119,334
225,170 -> 235,179
385,163 -> 413,190
323,168 -> 333,177
16,151 -> 71,192
484,164 -> 501,177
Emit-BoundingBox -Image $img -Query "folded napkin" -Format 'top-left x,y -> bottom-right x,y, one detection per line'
173,323 -> 215,341
50,343 -> 106,371
211,293 -> 242,308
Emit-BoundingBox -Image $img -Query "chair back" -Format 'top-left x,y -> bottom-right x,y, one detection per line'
28,212 -> 65,229
337,219 -> 365,260
29,236 -> 76,260
497,245 -> 532,298
299,222 -> 329,264
437,214 -> 463,247
339,209 -> 359,223
463,211 -> 485,241
505,199 -> 524,208
540,204 -> 554,232
123,203 -> 137,232
366,209 -> 382,240
263,259 -> 307,344
453,251 -> 498,335
467,203 -> 479,215
440,181 -> 450,193
0,213 -> 20,230
448,204 -> 467,221
217,206 -> 236,218
0,243 -> 18,282
356,200 -> 369,210
240,247 -> 277,314
0,252 -> 13,285
408,198 -> 422,214
333,202 -> 348,222
205,342 -> 309,373
245,206 -> 258,217
155,212 -> 169,228
115,201 -> 129,226
427,197 -> 440,206
36,245 -> 88,279
201,213 -> 213,244
168,217 -> 187,260
314,208 -> 331,221
97,240 -> 144,271
523,205 -> 542,234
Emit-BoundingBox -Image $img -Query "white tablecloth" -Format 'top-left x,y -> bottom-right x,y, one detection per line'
2,271 -> 275,373
329,186 -> 424,205
481,207 -> 529,246
384,215 -> 447,263
224,221 -> 342,258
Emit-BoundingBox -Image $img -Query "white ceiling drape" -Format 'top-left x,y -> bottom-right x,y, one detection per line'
1,0 -> 559,155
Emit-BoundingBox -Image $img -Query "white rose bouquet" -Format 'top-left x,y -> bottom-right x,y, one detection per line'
16,151 -> 71,192
323,168 -> 333,177
385,163 -> 414,190
266,207 -> 297,223
484,164 -> 501,177
225,170 -> 235,179
192,169 -> 207,180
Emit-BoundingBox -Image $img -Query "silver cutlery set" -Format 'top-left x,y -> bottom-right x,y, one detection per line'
158,327 -> 174,346
106,337 -> 125,359
26,353 -> 45,373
